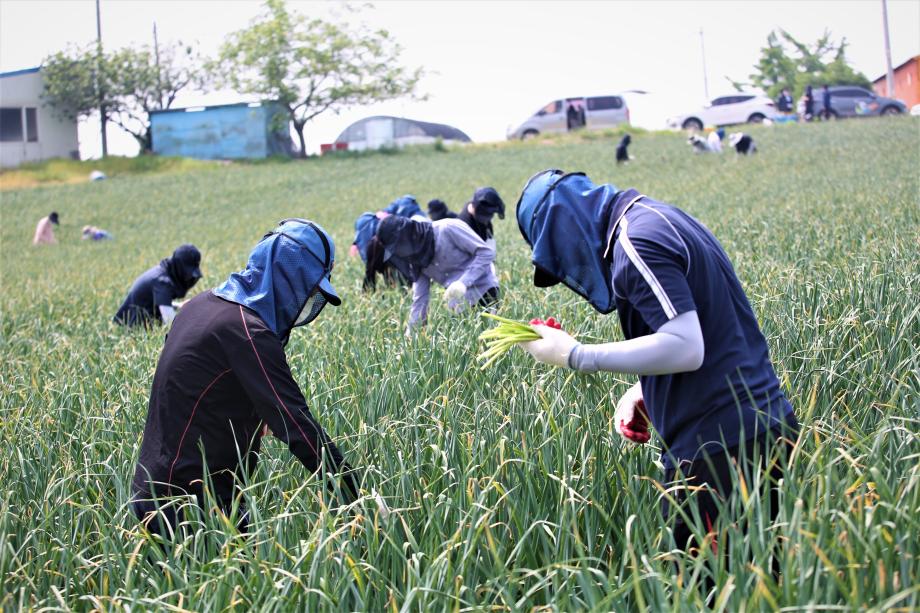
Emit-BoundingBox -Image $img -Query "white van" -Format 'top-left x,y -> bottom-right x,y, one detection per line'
507,95 -> 629,140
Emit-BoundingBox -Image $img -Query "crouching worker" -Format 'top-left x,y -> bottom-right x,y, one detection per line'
131,219 -> 359,538
376,216 -> 499,333
515,169 -> 798,554
113,244 -> 202,327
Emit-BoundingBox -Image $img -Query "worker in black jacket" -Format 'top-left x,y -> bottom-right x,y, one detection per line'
457,187 -> 505,244
113,244 -> 202,326
131,219 -> 359,537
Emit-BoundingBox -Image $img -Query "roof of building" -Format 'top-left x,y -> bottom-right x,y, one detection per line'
335,115 -> 472,143
0,66 -> 41,79
872,55 -> 920,83
150,100 -> 281,116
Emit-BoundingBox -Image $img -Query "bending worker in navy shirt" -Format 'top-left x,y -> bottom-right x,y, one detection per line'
515,169 -> 798,552
113,244 -> 202,326
131,219 -> 359,537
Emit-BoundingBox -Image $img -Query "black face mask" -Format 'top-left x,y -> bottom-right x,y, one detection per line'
473,211 -> 494,225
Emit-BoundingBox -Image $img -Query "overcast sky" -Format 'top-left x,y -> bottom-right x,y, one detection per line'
1,0 -> 918,157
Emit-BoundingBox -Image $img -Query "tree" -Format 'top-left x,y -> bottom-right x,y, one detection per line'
41,44 -> 115,126
216,0 -> 423,157
731,29 -> 871,99
42,42 -> 202,153
105,43 -> 202,152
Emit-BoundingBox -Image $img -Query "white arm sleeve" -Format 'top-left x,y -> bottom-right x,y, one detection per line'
158,305 -> 177,326
569,310 -> 705,375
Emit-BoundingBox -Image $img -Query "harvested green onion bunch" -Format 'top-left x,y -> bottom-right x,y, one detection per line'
477,313 -> 541,369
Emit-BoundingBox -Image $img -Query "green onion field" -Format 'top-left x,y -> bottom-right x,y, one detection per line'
1,118 -> 918,610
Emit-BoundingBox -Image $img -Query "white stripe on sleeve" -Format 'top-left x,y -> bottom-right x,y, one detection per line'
618,218 -> 678,320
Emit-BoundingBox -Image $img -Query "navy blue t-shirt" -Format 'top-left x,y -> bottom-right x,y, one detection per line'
608,193 -> 795,467
113,264 -> 180,326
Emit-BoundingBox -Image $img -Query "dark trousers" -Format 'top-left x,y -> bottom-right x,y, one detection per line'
478,286 -> 500,308
661,424 -> 797,554
131,494 -> 249,540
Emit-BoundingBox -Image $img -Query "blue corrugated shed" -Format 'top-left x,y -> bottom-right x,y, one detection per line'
150,101 -> 293,159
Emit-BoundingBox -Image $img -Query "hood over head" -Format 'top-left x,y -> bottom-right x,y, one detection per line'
471,187 -> 505,220
427,199 -> 449,220
376,215 -> 435,282
352,212 -> 380,262
163,244 -> 202,297
213,219 -> 340,343
516,169 -> 621,313
384,195 -> 425,219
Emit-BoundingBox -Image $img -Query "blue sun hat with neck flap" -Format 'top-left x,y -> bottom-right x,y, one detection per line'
214,219 -> 340,342
516,169 -> 621,314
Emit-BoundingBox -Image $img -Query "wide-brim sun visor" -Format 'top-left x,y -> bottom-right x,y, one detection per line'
317,275 -> 341,306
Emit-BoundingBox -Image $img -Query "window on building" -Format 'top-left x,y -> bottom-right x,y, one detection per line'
0,107 -> 23,142
25,108 -> 38,142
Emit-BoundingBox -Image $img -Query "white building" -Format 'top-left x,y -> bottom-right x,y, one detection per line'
0,67 -> 79,168
332,115 -> 471,152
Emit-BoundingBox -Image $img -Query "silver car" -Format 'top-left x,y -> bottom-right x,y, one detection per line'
812,86 -> 906,119
507,95 -> 629,140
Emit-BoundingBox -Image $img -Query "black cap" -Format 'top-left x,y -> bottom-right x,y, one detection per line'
49,212 -> 60,225
472,187 -> 505,219
427,199 -> 447,214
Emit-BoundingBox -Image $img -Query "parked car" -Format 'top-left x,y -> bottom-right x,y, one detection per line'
812,86 -> 906,119
666,94 -> 776,131
507,95 -> 629,140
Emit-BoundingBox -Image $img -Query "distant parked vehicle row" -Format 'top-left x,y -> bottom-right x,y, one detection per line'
811,86 -> 906,119
507,95 -> 629,140
666,94 -> 776,131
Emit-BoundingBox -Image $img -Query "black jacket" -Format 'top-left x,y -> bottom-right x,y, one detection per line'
458,208 -> 494,242
113,263 -> 182,326
132,292 -> 357,505
114,245 -> 201,326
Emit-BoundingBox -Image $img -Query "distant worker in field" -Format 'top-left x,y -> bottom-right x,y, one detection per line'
380,194 -> 427,221
567,101 -> 580,131
820,84 -> 833,120
113,244 -> 202,327
728,132 -> 757,155
776,87 -> 794,114
131,219 -> 359,538
801,85 -> 815,121
457,187 -> 505,245
82,225 -> 112,241
32,211 -> 59,245
427,198 -> 456,221
376,215 -> 498,333
707,128 -> 725,153
351,195 -> 428,290
515,169 -> 798,554
615,134 -> 632,164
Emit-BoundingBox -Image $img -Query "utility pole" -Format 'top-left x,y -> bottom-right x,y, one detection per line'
881,0 -> 895,96
96,0 -> 107,157
153,21 -> 163,109
699,28 -> 710,102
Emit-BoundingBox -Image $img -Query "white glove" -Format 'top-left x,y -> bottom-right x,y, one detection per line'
521,325 -> 580,368
614,383 -> 651,444
444,280 -> 467,304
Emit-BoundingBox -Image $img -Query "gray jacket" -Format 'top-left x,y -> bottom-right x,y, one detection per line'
409,219 -> 498,328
